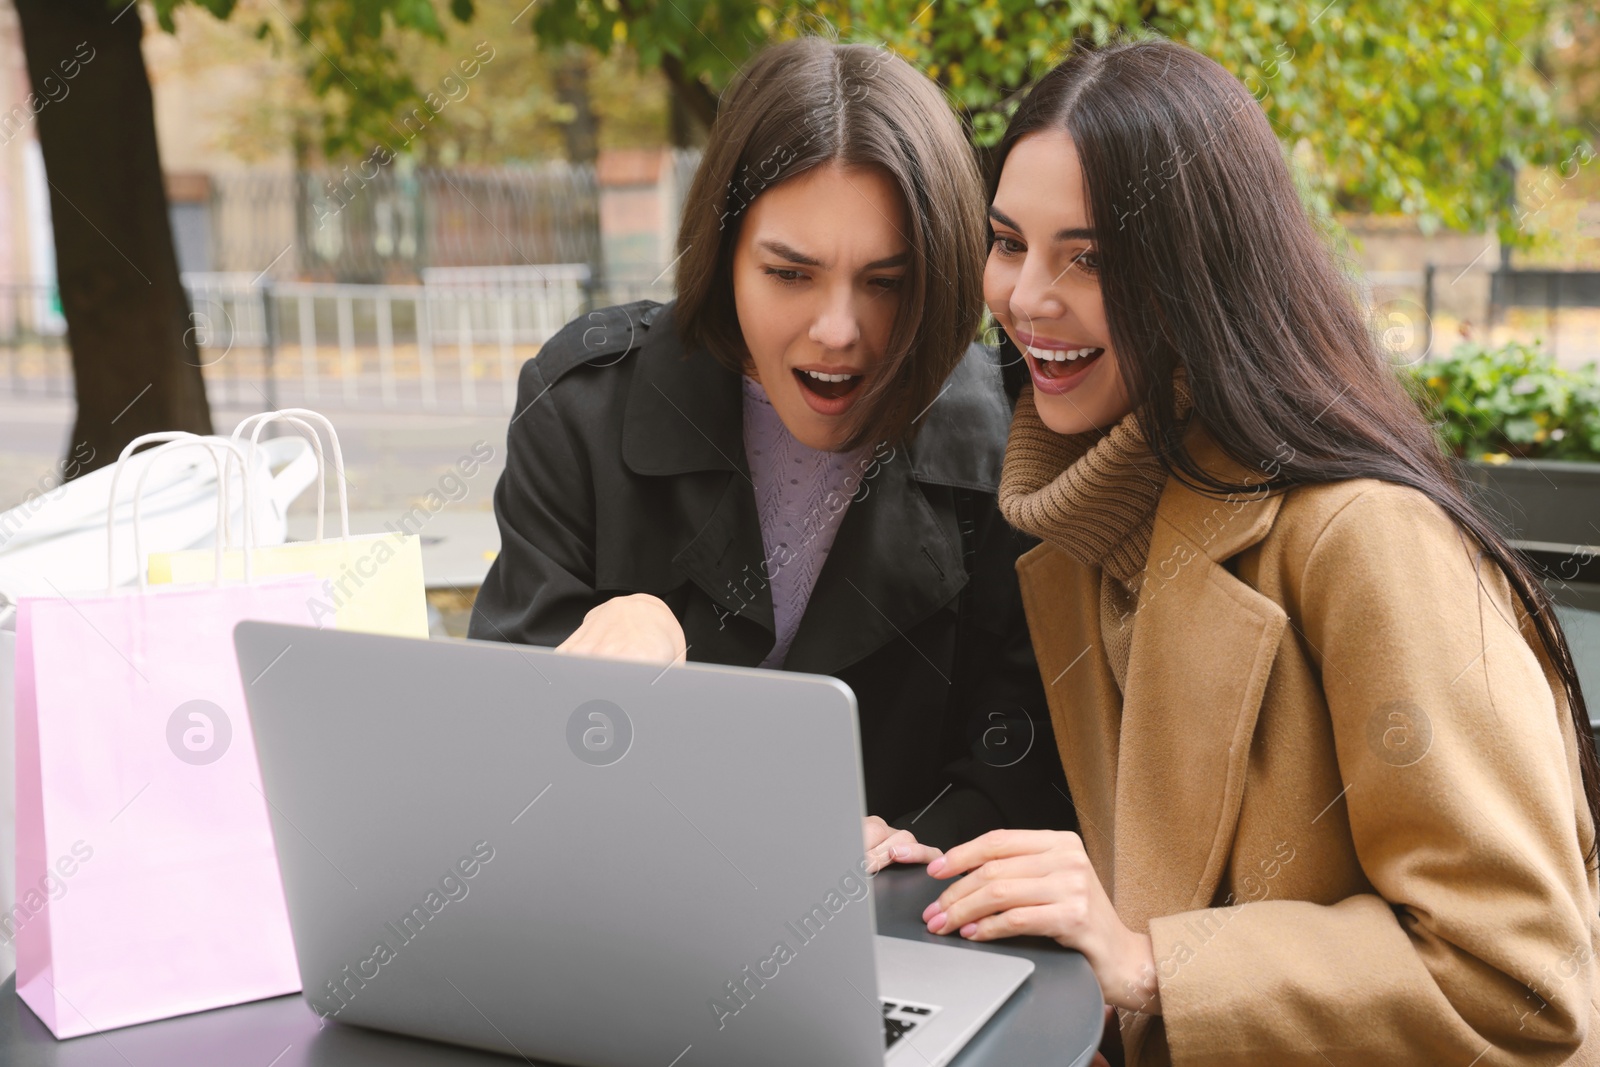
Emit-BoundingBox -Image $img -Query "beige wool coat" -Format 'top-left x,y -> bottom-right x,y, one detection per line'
1015,421 -> 1600,1066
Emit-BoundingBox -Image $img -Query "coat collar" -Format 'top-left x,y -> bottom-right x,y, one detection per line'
621,302 -> 973,675
1028,419 -> 1289,933
1148,425 -> 1285,565
621,303 -> 747,478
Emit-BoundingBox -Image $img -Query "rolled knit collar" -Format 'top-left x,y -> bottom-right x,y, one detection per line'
998,378 -> 1193,585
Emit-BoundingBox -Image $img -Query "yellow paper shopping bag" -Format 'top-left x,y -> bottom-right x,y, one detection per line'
148,410 -> 429,638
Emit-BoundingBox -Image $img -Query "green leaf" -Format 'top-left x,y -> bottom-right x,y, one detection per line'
1407,339 -> 1600,461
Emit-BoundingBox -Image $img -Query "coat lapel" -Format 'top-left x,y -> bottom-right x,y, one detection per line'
1111,427 -> 1288,932
619,307 -> 777,657
670,471 -> 777,640
783,444 -> 968,677
1015,542 -> 1122,880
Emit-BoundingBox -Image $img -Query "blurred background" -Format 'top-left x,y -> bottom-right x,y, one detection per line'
0,0 -> 1596,635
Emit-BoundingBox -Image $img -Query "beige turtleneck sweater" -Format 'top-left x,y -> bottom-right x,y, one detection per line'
998,380 -> 1193,692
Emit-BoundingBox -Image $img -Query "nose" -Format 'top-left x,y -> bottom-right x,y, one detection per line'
808,287 -> 861,351
1006,249 -> 1067,329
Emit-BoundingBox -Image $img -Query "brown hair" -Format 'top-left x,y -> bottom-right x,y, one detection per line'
674,37 -> 987,450
991,36 -> 1600,865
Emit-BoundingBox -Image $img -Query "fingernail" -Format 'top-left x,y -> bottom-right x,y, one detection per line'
960,923 -> 977,938
891,845 -> 906,860
927,911 -> 947,933
927,857 -> 946,876
921,901 -> 939,921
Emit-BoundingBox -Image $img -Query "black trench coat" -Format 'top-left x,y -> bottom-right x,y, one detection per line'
469,299 -> 1074,848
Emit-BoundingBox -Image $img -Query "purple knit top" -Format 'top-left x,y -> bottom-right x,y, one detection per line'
741,374 -> 866,668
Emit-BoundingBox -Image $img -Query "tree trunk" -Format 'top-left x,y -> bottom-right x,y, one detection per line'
13,0 -> 211,478
667,88 -> 707,149
660,52 -> 716,148
553,44 -> 598,165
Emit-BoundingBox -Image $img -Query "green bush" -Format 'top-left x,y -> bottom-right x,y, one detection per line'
1405,340 -> 1600,464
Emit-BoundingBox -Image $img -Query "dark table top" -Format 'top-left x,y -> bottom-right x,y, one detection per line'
0,865 -> 1103,1066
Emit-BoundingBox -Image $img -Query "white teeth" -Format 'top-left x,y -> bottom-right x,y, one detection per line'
802,370 -> 858,383
1027,345 -> 1102,363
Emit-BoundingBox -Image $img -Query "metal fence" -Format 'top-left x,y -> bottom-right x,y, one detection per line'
0,284 -> 69,399
200,152 -> 700,280
205,164 -> 608,282
0,269 -> 676,413
1489,269 -> 1600,364
1360,265 -> 1600,369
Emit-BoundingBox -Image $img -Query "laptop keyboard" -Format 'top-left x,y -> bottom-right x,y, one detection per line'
881,998 -> 939,1050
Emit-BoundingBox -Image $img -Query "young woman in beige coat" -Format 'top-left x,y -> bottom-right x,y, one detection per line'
916,38 -> 1600,1066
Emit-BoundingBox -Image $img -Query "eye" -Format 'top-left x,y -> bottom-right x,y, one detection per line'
870,275 -> 904,291
763,266 -> 806,286
1071,248 -> 1102,274
988,234 -> 1024,257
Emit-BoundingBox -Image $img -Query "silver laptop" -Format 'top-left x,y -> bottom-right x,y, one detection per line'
234,621 -> 1034,1067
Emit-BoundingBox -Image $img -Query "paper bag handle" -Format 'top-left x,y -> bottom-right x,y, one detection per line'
232,409 -> 349,544
105,432 -> 213,591
228,413 -> 328,543
105,434 -> 253,591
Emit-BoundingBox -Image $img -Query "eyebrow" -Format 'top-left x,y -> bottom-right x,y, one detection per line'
987,206 -> 1095,242
757,239 -> 910,272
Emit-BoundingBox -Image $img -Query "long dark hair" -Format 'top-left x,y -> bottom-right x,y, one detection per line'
991,36 -> 1600,864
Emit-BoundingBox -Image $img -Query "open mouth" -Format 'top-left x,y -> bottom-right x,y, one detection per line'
793,368 -> 865,401
1026,344 -> 1105,380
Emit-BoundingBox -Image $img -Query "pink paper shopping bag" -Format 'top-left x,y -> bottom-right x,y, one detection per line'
11,435 -> 327,1037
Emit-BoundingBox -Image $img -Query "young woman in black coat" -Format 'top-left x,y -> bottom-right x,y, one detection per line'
469,37 -> 1073,862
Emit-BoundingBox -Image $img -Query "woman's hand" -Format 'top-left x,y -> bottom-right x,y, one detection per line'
863,815 -> 942,875
555,594 -> 687,665
921,829 -> 1160,1015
